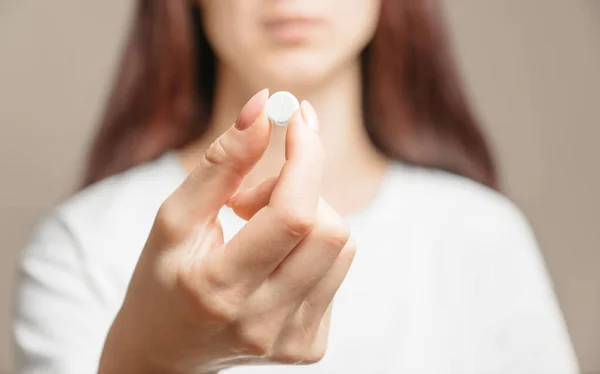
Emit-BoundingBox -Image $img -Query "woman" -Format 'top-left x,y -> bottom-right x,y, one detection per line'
13,0 -> 578,373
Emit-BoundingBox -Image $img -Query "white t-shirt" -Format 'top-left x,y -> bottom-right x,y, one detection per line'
13,152 -> 579,374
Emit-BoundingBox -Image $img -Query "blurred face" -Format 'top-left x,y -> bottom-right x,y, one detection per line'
199,0 -> 381,90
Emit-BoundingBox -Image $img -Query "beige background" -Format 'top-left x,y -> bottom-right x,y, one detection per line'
1,0 -> 599,373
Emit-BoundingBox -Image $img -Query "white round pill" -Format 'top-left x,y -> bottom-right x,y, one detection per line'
267,91 -> 300,127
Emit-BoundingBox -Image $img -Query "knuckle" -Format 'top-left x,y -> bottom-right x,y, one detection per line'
154,199 -> 191,242
341,238 -> 358,261
274,343 -> 323,365
195,292 -> 240,325
235,325 -> 277,356
303,348 -> 326,364
203,135 -> 245,178
272,343 -> 305,364
319,222 -> 351,250
338,238 -> 358,267
276,206 -> 315,238
187,270 -> 242,325
203,137 -> 229,168
202,264 -> 232,291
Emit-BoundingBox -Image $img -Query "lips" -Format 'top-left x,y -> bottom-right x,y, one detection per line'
263,14 -> 324,44
264,15 -> 321,27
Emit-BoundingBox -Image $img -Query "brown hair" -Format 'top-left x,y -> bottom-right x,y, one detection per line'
83,0 -> 498,189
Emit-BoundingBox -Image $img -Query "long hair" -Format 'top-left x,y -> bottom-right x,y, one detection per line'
82,0 -> 498,189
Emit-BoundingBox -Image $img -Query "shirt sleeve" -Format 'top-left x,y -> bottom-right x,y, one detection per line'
13,212 -> 112,374
455,197 -> 580,374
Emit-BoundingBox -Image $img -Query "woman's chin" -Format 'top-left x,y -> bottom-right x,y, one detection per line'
236,48 -> 328,86
253,64 -> 333,94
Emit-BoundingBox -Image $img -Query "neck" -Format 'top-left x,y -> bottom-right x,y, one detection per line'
180,60 -> 389,215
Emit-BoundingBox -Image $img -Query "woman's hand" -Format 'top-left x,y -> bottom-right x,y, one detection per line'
98,89 -> 356,374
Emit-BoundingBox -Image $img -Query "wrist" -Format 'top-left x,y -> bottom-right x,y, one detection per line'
98,317 -> 152,374
98,309 -> 221,374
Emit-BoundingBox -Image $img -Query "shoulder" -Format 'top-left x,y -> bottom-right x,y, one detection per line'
386,162 -> 533,241
56,153 -> 184,234
379,162 -> 538,264
384,162 -> 543,297
13,156 -> 184,373
384,164 -> 578,372
26,153 -> 185,269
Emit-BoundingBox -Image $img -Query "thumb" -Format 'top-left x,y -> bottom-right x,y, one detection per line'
169,89 -> 271,226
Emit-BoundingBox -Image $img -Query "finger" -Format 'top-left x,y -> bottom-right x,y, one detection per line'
272,256 -> 349,363
270,244 -> 354,362
269,299 -> 333,365
302,239 -> 356,320
226,177 -> 277,220
302,304 -> 332,364
165,89 -> 271,232
268,199 -> 350,298
312,304 -> 332,347
210,101 -> 323,293
231,200 -> 345,332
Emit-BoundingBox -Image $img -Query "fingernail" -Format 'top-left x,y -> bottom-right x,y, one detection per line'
300,100 -> 319,133
235,88 -> 269,130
